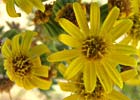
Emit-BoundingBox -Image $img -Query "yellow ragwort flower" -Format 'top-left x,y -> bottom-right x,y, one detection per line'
48,2 -> 137,93
120,12 -> 140,47
58,64 -> 130,100
1,31 -> 52,90
59,81 -> 130,100
108,0 -> 139,18
108,0 -> 140,48
5,0 -> 45,17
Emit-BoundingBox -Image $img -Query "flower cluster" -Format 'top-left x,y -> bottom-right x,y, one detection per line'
1,0 -> 140,100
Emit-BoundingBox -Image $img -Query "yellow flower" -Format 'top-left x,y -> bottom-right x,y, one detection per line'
1,31 -> 52,90
108,0 -> 139,18
120,12 -> 140,48
59,82 -> 130,100
58,64 -> 130,100
139,0 -> 140,8
48,2 -> 137,93
5,0 -> 45,17
108,0 -> 140,48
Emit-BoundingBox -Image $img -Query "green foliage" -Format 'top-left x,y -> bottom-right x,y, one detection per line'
43,18 -> 64,39
123,84 -> 140,100
1,29 -> 18,39
53,0 -> 77,15
100,4 -> 108,23
0,59 -> 5,75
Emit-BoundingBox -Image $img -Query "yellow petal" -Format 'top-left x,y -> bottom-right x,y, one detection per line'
100,7 -> 120,36
103,62 -> 123,88
110,54 -> 137,67
121,69 -> 138,82
113,44 -> 137,55
6,62 -> 16,81
4,59 -> 12,70
11,34 -> 20,55
1,39 -> 12,58
110,19 -> 133,41
64,57 -> 84,79
30,0 -> 45,12
15,0 -> 33,13
108,90 -> 130,100
90,3 -> 100,35
21,31 -> 37,54
32,66 -> 49,77
73,2 -> 89,36
64,94 -> 84,100
58,63 -> 67,75
119,35 -> 131,44
59,34 -> 82,47
59,82 -> 78,92
6,0 -> 20,17
31,57 -> 41,67
15,77 -> 23,87
126,78 -> 140,85
6,71 -> 15,81
29,44 -> 50,57
47,49 -> 80,62
131,39 -> 138,47
23,78 -> 35,90
107,58 -> 118,69
83,61 -> 96,93
58,18 -> 84,39
96,63 -> 112,93
30,76 -> 52,90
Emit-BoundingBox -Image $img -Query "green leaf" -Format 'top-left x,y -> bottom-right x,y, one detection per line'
100,4 -> 108,23
2,29 -> 18,39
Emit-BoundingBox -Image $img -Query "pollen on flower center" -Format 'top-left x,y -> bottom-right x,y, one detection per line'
78,79 -> 104,99
82,36 -> 107,59
114,0 -> 126,11
55,4 -> 77,25
12,55 -> 31,77
92,81 -> 104,98
128,14 -> 140,39
108,0 -> 131,17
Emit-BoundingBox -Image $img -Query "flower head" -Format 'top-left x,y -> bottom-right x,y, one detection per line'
1,31 -> 52,90
108,0 -> 140,48
108,0 -> 139,18
48,2 -> 137,93
33,4 -> 53,25
58,66 -> 130,100
55,3 -> 78,25
120,12 -> 140,48
5,0 -> 45,17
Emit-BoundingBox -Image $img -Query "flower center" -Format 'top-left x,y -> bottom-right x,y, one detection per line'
33,4 -> 53,24
108,0 -> 131,17
12,55 -> 32,77
77,79 -> 104,99
92,81 -> 104,99
114,0 -> 125,11
82,36 -> 107,60
128,14 -> 140,39
55,3 -> 77,25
